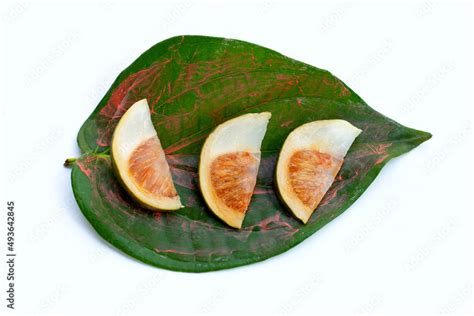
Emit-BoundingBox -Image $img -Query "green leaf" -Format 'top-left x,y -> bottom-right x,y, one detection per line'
70,35 -> 431,272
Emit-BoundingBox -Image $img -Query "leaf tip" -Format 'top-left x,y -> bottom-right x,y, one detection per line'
417,130 -> 432,144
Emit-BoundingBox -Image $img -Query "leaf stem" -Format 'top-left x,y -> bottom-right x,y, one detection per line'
64,157 -> 77,167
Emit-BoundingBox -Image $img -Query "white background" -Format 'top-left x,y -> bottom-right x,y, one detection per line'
1,1 -> 472,315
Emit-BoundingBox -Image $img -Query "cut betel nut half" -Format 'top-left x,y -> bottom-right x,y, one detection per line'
111,99 -> 183,211
199,112 -> 271,229
276,119 -> 361,223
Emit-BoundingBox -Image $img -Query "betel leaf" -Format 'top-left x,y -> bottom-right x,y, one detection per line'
70,35 -> 430,272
